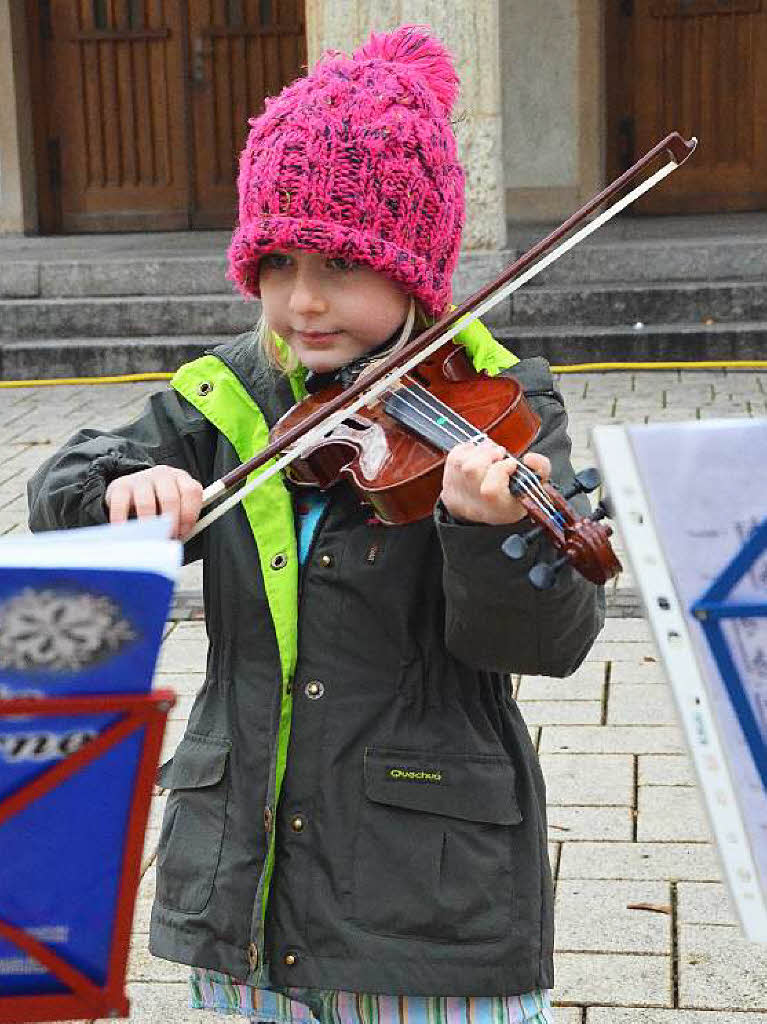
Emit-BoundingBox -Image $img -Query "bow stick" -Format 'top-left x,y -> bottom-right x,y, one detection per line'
186,131 -> 697,542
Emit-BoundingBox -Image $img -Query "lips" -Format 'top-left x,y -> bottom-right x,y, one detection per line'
295,330 -> 340,346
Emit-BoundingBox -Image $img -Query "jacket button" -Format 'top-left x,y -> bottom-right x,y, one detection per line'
290,815 -> 305,833
284,951 -> 298,966
319,553 -> 333,567
248,943 -> 259,970
305,680 -> 324,700
197,381 -> 213,396
271,553 -> 288,570
264,806 -> 273,832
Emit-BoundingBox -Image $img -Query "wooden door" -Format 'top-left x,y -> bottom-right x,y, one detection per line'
32,0 -> 305,232
39,0 -> 191,231
187,0 -> 307,227
607,0 -> 767,214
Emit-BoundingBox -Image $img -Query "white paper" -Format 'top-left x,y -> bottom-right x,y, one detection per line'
626,419 -> 767,889
0,518 -> 182,581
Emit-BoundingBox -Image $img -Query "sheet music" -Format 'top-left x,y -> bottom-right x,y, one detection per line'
625,419 -> 767,905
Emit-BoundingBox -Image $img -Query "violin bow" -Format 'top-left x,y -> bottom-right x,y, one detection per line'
186,131 -> 697,542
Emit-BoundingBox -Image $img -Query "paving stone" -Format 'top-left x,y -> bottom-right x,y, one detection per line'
587,1009 -> 767,1023
599,618 -> 653,642
559,842 -> 721,882
92,981 -> 222,1023
517,671 -> 604,701
607,684 -> 678,726
132,865 -> 156,934
609,661 -> 668,685
127,940 -> 191,981
516,700 -> 603,726
639,755 -> 695,787
553,952 -> 670,1007
637,787 -> 711,843
156,630 -> 209,673
676,882 -> 737,927
160,716 -> 188,762
586,640 -> 658,663
152,667 -> 204,700
540,726 -> 684,755
679,924 -> 767,1010
549,805 -> 633,841
555,879 -> 670,953
539,754 -> 633,805
549,1008 -> 582,1024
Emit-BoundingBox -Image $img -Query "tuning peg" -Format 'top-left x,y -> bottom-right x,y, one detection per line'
597,494 -> 615,519
528,554 -> 568,590
562,468 -> 601,500
502,524 -> 545,560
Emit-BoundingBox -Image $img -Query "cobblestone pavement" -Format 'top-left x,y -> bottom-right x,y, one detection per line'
2,368 -> 766,1023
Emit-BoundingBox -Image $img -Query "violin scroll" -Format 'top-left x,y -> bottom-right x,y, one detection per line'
502,466 -> 622,590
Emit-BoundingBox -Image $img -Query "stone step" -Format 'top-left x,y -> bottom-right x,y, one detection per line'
496,320 -> 767,365
3,321 -> 764,381
511,279 -> 767,327
4,278 -> 763,342
0,336 -> 213,380
5,234 -> 767,301
0,294 -> 258,339
513,236 -> 767,286
0,255 -> 232,299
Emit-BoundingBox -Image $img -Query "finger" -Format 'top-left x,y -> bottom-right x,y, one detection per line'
131,475 -> 160,521
521,452 -> 552,484
175,472 -> 204,539
479,456 -> 519,502
450,439 -> 506,480
105,478 -> 131,525
152,470 -> 182,537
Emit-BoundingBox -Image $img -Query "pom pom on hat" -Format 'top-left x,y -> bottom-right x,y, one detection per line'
354,24 -> 460,116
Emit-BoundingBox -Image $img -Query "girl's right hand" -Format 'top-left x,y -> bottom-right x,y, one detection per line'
105,466 -> 203,540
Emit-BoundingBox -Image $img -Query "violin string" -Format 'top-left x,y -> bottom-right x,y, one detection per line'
400,380 -> 562,523
383,380 -> 561,521
376,379 -> 563,526
356,305 -> 558,521
378,380 -> 559,521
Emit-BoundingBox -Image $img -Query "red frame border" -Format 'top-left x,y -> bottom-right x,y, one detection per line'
0,690 -> 175,1022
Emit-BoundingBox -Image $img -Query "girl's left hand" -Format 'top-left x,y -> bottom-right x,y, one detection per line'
440,441 -> 552,526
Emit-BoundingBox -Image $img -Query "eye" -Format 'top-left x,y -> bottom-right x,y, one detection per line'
261,252 -> 291,271
326,256 -> 360,272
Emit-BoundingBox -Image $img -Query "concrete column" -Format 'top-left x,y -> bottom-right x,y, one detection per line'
501,0 -> 605,225
0,0 -> 37,234
304,0 -> 506,250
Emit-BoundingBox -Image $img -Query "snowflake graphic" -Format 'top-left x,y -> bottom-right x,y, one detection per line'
0,587 -> 136,672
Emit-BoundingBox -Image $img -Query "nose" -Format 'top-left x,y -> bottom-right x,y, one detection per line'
288,268 -> 327,316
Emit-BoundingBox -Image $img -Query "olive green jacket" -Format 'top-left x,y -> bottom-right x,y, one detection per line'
27,328 -> 604,996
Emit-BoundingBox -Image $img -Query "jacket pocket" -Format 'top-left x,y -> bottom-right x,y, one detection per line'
353,746 -> 520,943
156,733 -> 231,914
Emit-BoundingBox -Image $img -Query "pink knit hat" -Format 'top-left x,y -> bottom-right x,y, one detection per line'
227,24 -> 465,319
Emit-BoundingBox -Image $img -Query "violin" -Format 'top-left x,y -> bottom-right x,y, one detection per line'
189,132 -> 697,590
269,339 -> 622,588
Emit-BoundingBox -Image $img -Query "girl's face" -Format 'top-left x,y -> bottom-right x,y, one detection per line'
258,249 -> 411,373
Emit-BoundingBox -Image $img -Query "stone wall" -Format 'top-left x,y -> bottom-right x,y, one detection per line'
0,0 -> 36,234
501,0 -> 604,224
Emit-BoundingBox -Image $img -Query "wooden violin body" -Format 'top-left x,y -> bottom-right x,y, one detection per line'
271,342 -> 622,588
271,343 -> 540,524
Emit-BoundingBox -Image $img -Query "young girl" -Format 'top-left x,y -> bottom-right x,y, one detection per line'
28,25 -> 604,1024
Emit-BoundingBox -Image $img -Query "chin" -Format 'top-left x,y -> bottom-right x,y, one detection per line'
301,352 -> 346,373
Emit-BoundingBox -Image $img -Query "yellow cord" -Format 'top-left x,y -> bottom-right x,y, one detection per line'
0,372 -> 175,388
1,360 -> 766,388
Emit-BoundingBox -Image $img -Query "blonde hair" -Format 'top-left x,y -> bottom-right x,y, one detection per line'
253,300 -> 434,374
